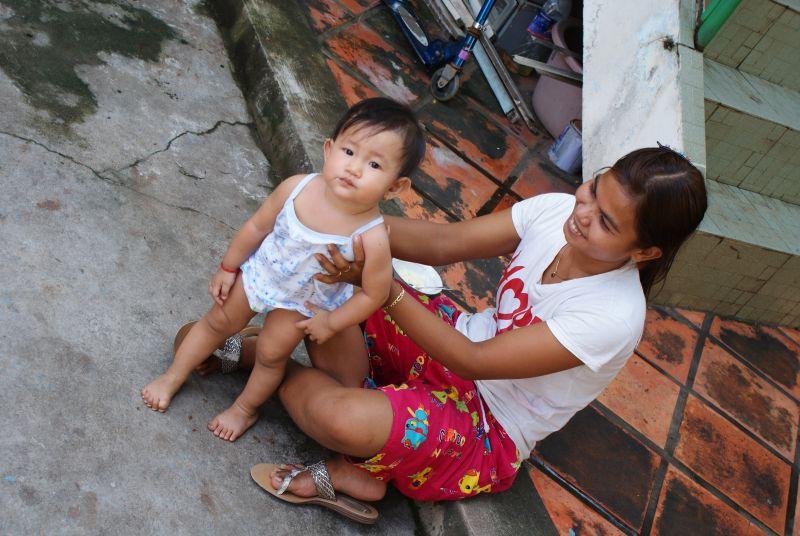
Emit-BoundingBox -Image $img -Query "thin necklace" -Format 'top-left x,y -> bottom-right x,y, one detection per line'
550,246 -> 567,280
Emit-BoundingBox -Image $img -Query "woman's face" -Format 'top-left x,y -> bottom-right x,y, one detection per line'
564,170 -> 656,265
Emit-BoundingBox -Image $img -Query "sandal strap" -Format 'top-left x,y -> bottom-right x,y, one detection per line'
276,465 -> 305,496
308,461 -> 336,501
214,333 -> 243,374
275,462 -> 336,502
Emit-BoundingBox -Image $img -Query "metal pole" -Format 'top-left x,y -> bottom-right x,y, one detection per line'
695,0 -> 743,50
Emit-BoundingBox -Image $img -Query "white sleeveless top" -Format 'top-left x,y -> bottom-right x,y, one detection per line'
240,173 -> 384,317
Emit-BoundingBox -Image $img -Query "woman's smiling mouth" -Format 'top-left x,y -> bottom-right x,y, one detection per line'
567,214 -> 585,238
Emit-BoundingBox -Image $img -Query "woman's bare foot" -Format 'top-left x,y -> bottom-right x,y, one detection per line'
140,373 -> 184,412
270,457 -> 386,502
195,355 -> 222,376
207,401 -> 259,441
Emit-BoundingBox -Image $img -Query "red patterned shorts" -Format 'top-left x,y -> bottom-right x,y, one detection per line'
352,283 -> 522,501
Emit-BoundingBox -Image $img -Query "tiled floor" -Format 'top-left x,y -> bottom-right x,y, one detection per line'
296,2 -> 800,534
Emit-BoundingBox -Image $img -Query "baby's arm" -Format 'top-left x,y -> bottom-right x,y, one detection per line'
210,174 -> 305,305
299,225 -> 392,343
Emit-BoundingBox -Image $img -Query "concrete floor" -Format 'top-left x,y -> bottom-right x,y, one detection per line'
0,1 -> 414,533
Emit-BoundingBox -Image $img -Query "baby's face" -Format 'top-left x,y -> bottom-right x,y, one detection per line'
322,125 -> 408,207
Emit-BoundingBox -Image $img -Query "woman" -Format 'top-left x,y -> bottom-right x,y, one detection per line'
195,146 -> 707,522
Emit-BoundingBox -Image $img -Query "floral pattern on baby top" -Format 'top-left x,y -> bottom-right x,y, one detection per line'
241,173 -> 383,317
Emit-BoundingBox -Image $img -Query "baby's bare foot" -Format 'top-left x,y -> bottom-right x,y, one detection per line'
207,401 -> 258,442
140,373 -> 183,412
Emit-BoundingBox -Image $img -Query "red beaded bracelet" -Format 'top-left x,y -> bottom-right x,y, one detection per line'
219,262 -> 240,274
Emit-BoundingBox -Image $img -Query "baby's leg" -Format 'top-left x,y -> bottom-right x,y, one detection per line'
208,308 -> 306,441
141,275 -> 256,411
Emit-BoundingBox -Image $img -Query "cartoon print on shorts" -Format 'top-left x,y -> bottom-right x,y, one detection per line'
417,294 -> 430,305
458,469 -> 492,495
438,427 -> 466,447
363,331 -> 376,351
402,405 -> 430,450
436,302 -> 456,322
408,355 -> 426,380
384,314 -> 406,336
510,449 -> 523,471
355,452 -> 400,474
363,376 -> 377,390
408,467 -> 433,489
431,386 -> 468,413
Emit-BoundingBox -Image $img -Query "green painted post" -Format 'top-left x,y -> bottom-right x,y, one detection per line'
695,0 -> 743,50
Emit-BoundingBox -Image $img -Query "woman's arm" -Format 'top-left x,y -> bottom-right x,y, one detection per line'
382,281 -> 582,380
385,209 -> 521,266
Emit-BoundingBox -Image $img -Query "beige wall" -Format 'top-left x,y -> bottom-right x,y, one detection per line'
704,0 -> 800,92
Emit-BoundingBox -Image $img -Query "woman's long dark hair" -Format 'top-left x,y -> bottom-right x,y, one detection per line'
610,147 -> 707,298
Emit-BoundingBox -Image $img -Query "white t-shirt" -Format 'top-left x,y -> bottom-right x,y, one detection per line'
454,193 -> 646,456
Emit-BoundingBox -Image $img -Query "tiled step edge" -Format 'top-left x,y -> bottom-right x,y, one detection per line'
207,0 -> 348,183
415,463 -> 558,536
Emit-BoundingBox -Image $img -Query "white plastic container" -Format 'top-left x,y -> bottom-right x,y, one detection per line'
548,119 -> 582,174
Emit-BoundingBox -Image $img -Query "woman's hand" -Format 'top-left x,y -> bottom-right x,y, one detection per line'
209,269 -> 237,306
295,303 -> 336,344
314,234 -> 366,287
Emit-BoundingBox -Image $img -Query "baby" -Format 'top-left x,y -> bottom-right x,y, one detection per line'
141,97 -> 425,441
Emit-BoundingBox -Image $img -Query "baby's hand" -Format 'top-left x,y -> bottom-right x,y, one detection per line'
295,303 -> 336,344
209,268 -> 237,307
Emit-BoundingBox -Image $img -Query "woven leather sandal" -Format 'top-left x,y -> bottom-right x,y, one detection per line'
173,321 -> 261,373
251,462 -> 379,525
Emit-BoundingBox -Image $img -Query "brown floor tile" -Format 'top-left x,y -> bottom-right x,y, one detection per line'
529,467 -> 625,535
780,326 -> 800,347
597,354 -> 680,448
418,101 -> 527,181
491,194 -> 517,214
636,308 -> 700,384
652,466 -> 764,536
438,257 -> 505,313
710,316 -> 800,399
304,0 -> 352,32
780,327 -> 800,344
462,94 -> 544,149
675,308 -> 707,329
512,157 -> 576,199
325,58 -> 379,106
535,406 -> 661,531
414,137 -> 497,219
326,20 -> 428,104
383,188 -> 451,223
794,477 -> 800,536
694,339 -> 799,459
674,395 -> 791,532
337,0 -> 379,15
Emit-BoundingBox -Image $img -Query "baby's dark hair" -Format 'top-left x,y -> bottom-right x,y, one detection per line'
332,97 -> 426,178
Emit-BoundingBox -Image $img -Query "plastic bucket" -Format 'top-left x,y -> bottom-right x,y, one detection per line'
548,119 -> 581,174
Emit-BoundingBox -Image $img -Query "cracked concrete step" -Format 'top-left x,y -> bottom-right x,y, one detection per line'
207,0 -> 348,184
